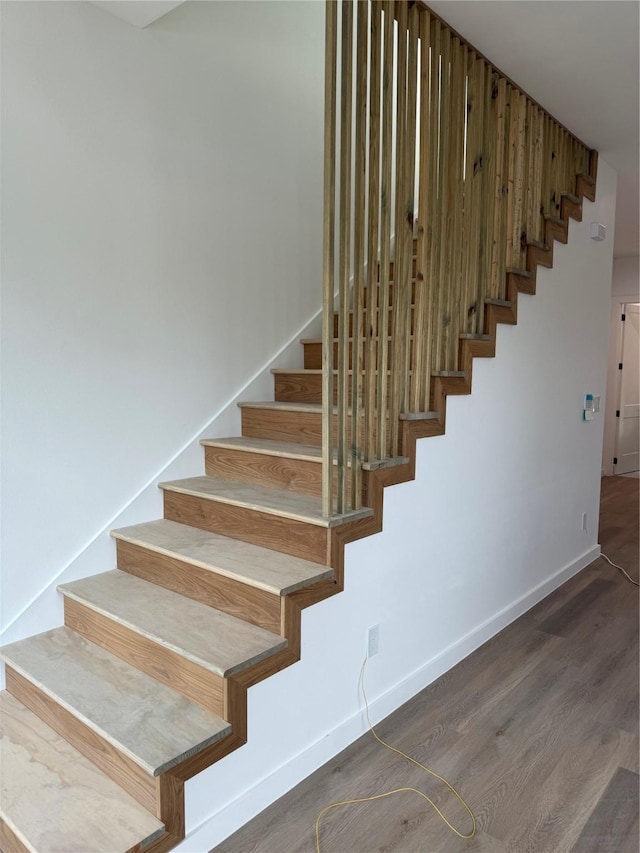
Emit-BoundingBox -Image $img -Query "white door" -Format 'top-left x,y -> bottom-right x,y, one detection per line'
614,303 -> 640,475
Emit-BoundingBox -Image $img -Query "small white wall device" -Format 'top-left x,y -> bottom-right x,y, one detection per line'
583,393 -> 600,421
590,222 -> 606,241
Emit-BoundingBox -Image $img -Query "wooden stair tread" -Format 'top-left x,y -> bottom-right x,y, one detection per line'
159,476 -> 373,528
202,435 -> 356,467
300,336 -> 408,344
239,400 -> 327,414
112,518 -> 332,596
239,400 -> 420,418
577,171 -> 595,185
0,691 -> 165,852
200,436 -> 325,462
272,368 -> 398,376
527,239 -> 550,250
561,191 -> 580,203
505,267 -> 532,277
485,298 -> 514,307
58,570 -> 287,678
398,411 -> 441,422
1,627 -> 231,777
240,400 -> 439,423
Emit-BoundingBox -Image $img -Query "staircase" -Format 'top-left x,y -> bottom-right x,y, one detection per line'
0,2 -> 599,850
0,174 -> 596,853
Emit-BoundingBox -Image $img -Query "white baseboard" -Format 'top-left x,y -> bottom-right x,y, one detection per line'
176,544 -> 601,851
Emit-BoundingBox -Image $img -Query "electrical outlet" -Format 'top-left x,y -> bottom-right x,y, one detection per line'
582,512 -> 588,532
367,625 -> 379,657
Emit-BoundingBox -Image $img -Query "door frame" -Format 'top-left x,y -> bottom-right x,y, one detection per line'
602,292 -> 640,476
613,301 -> 640,474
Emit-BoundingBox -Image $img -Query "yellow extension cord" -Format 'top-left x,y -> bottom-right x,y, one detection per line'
315,657 -> 477,853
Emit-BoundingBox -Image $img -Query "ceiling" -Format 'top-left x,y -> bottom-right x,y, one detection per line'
91,0 -> 638,257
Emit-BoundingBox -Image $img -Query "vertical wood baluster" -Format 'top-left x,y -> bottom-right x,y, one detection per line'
515,90 -> 527,264
569,136 -> 577,187
530,106 -> 543,244
458,47 -> 471,329
430,23 -> 449,375
376,0 -> 394,460
445,37 -> 465,367
411,8 -> 432,413
549,120 -> 560,216
584,144 -> 593,178
389,0 -> 408,455
505,87 -> 520,269
558,128 -> 566,200
478,64 -> 495,321
337,0 -> 353,514
350,0 -> 368,508
521,99 -> 533,257
489,76 -> 507,299
463,54 -> 485,333
505,86 -> 517,268
470,58 -> 487,334
499,84 -> 512,298
589,148 -> 598,185
400,6 -> 419,406
575,137 -> 584,186
553,123 -> 562,213
365,0 -> 381,463
540,113 -> 551,220
321,0 -> 337,518
562,129 -> 571,197
424,16 -> 441,406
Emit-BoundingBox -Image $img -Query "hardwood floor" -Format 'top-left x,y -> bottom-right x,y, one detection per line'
214,475 -> 639,853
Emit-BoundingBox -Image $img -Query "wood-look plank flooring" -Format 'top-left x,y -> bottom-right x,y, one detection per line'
213,475 -> 638,853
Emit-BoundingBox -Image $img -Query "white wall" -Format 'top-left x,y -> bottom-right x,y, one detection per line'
602,255 -> 640,474
0,0 -> 325,635
1,1 -> 617,847
178,162 -> 617,849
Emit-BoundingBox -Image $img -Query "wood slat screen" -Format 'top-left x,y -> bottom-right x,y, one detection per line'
321,0 -> 596,517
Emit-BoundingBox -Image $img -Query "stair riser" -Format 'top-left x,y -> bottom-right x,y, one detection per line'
429,375 -> 473,419
4,665 -> 160,820
0,818 -> 29,853
458,338 -> 496,374
576,173 -> 596,202
163,490 -> 329,566
507,270 -> 536,296
143,831 -> 184,853
365,278 -> 418,306
378,256 -> 417,281
275,373 -> 398,406
561,195 -> 582,223
483,302 -> 517,338
334,305 -> 416,337
241,407 -> 375,449
527,243 -> 553,269
203,446 -> 351,502
116,540 -> 282,635
545,219 -> 568,246
63,597 -> 225,717
303,340 -> 415,371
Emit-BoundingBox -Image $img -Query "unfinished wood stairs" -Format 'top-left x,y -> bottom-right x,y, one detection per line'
0,175 -> 596,853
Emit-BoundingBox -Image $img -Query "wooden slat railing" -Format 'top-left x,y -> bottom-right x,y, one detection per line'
321,0 -> 596,518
